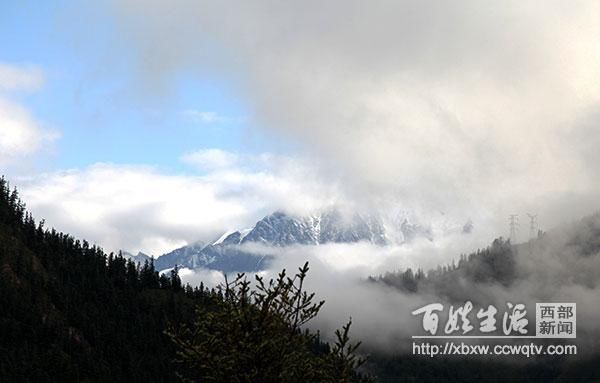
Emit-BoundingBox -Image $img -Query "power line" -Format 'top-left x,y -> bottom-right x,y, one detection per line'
509,214 -> 519,243
527,213 -> 538,240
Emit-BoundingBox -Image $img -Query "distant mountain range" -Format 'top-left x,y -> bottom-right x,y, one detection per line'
123,209 -> 441,273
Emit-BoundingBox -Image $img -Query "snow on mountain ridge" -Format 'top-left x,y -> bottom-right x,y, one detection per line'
122,208 -> 471,273
148,208 -> 436,273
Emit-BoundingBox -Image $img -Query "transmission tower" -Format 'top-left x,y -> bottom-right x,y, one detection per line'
527,213 -> 538,240
509,214 -> 519,243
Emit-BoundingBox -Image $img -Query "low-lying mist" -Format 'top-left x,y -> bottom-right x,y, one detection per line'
176,212 -> 600,355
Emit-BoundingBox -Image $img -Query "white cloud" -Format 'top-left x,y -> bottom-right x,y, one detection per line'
0,99 -> 59,160
181,148 -> 239,170
110,1 -> 600,233
180,148 -> 316,174
183,109 -> 244,124
0,63 -> 58,166
16,157 -> 341,255
0,63 -> 44,92
177,267 -> 225,288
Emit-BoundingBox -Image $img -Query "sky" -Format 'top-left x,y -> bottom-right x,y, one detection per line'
0,1 -> 277,171
2,1 -> 600,257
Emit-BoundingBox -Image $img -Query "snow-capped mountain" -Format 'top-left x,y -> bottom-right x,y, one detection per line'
142,209 -> 434,273
122,251 -> 153,264
240,210 -> 388,246
153,240 -> 206,272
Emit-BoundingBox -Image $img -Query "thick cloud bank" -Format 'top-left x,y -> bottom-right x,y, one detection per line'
107,0 -> 600,233
16,157 -> 341,255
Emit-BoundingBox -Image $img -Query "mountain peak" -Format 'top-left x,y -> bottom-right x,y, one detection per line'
121,251 -> 153,264
150,208 -> 441,273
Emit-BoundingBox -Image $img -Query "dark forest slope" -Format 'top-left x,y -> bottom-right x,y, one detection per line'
0,177 -> 370,382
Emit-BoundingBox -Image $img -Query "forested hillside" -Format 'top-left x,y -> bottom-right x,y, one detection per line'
0,177 -> 370,382
367,222 -> 600,382
371,237 -> 517,299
